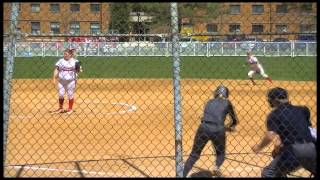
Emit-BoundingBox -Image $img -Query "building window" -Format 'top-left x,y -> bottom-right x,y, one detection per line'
276,24 -> 287,33
229,4 -> 240,14
300,24 -> 315,33
252,5 -> 264,14
31,22 -> 40,35
276,4 -> 288,13
182,23 -> 193,29
70,21 -> 80,35
50,4 -> 60,12
300,3 -> 312,14
229,24 -> 240,33
90,3 -> 100,12
90,22 -> 100,35
50,22 -> 60,34
207,24 -> 218,33
252,24 -> 264,33
31,3 -> 40,13
70,4 -> 80,12
18,3 -> 22,12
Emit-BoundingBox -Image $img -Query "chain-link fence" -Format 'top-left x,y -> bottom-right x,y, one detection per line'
3,2 -> 317,178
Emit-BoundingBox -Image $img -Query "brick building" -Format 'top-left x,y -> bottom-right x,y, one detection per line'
181,2 -> 316,41
3,2 -> 316,41
3,3 -> 110,36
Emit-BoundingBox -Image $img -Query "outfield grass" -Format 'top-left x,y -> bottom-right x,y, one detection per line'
6,56 -> 316,81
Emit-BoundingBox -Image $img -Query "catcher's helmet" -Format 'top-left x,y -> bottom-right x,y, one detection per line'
214,85 -> 229,98
267,87 -> 288,107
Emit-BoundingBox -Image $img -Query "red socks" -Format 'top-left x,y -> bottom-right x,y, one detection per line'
59,98 -> 64,109
68,98 -> 74,110
249,78 -> 256,85
266,77 -> 273,83
59,98 -> 74,110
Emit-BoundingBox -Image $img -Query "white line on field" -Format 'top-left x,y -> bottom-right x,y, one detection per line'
9,165 -> 124,177
9,165 -> 259,177
9,102 -> 138,120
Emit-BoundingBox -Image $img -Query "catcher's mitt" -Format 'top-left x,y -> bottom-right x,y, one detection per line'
75,61 -> 82,73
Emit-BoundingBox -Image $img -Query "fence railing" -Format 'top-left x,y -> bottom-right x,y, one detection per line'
3,41 -> 317,57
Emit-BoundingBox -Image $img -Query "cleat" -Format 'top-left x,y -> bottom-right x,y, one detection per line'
66,109 -> 73,114
212,166 -> 222,177
51,108 -> 65,114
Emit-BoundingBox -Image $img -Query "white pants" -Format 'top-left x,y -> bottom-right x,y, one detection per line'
248,64 -> 268,78
57,79 -> 76,99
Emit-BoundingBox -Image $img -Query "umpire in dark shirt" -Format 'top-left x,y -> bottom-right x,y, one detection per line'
252,87 -> 316,177
183,85 -> 238,177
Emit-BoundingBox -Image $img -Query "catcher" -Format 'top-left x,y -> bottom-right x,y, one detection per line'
183,85 -> 238,177
246,51 -> 272,85
251,87 -> 316,177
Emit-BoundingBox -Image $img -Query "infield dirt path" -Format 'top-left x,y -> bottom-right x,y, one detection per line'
4,79 -> 316,177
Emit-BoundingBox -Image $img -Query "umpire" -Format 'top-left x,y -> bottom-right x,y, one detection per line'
183,85 -> 238,177
252,87 -> 317,177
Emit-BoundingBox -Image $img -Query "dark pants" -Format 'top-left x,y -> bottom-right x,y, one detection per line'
183,123 -> 225,177
262,142 -> 317,177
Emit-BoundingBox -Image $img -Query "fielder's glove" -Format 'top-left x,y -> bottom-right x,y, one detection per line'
75,61 -> 82,73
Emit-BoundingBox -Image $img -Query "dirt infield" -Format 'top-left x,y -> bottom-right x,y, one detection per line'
4,79 -> 316,177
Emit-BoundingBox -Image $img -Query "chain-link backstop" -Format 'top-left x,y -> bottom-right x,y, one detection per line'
3,2 -> 317,177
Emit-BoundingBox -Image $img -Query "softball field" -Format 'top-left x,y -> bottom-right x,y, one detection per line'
4,79 -> 316,177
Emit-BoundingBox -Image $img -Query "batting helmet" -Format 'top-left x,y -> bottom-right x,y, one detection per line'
267,87 -> 289,107
214,85 -> 229,98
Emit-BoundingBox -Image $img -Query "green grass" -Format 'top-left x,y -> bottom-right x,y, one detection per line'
4,56 -> 316,81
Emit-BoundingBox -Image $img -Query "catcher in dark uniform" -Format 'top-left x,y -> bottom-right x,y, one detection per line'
183,85 -> 238,177
252,87 -> 316,177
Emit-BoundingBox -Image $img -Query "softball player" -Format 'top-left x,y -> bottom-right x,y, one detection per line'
183,85 -> 238,177
52,48 -> 81,114
246,51 -> 272,85
252,87 -> 316,177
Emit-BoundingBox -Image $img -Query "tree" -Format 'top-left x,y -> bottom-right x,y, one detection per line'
128,3 -> 171,34
109,3 -> 131,34
132,3 -> 224,34
108,3 -> 225,35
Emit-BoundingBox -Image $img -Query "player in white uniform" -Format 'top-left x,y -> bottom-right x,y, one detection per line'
52,49 -> 80,114
246,51 -> 272,85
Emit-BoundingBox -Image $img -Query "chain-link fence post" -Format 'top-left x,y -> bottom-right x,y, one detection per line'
170,3 -> 183,178
3,2 -> 19,167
